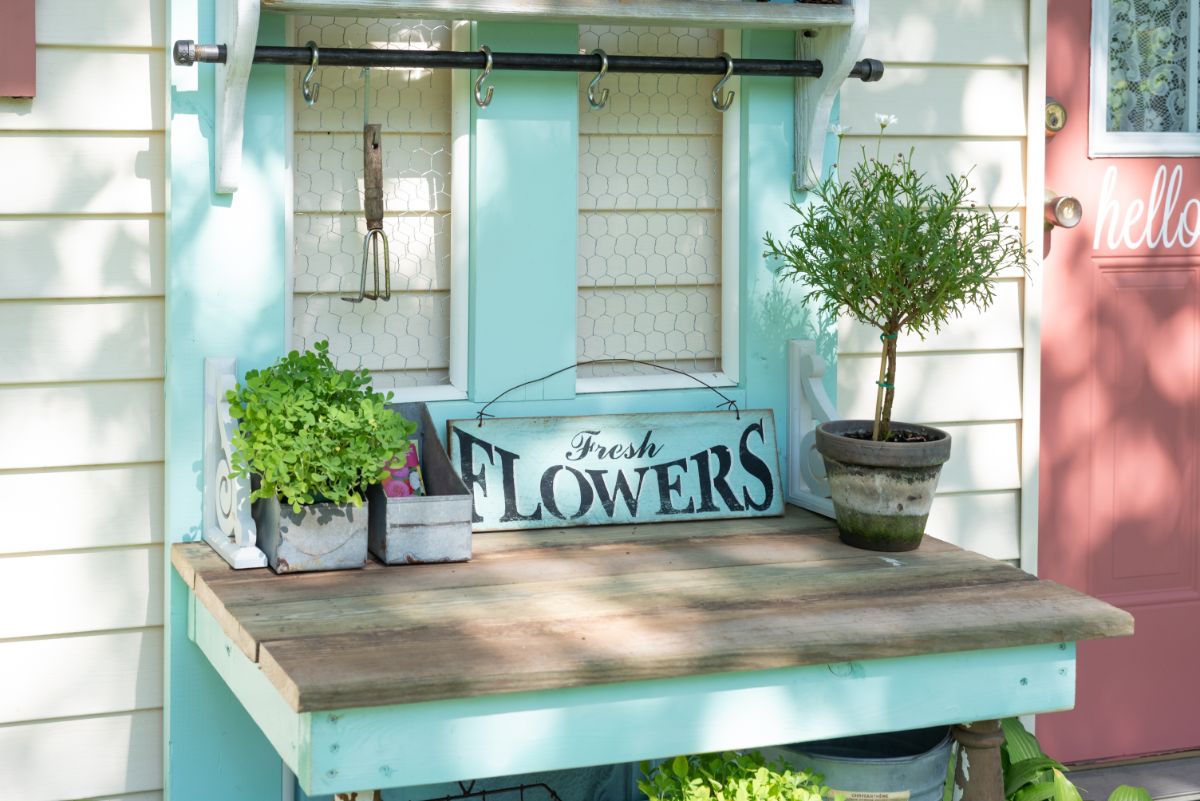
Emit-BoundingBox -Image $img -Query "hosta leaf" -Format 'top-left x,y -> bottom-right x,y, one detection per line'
1013,781 -> 1058,801
1107,787 -> 1152,801
1001,717 -> 1046,765
1006,757 -> 1063,796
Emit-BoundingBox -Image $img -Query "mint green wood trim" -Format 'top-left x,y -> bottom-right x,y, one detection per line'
190,593 -> 310,775
165,3 -> 291,799
738,28 -> 838,436
306,643 -> 1075,795
468,22 -> 579,404
179,578 -> 1075,797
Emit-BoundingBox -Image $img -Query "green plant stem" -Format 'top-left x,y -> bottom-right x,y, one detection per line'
881,335 -> 897,440
873,342 -> 887,441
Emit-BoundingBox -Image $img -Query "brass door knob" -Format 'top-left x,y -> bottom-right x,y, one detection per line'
1045,190 -> 1082,229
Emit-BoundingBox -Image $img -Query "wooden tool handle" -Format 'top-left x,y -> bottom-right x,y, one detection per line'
363,123 -> 384,229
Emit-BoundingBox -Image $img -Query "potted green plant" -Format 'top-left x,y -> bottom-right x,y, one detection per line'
226,341 -> 416,573
639,751 -> 834,801
764,115 -> 1027,552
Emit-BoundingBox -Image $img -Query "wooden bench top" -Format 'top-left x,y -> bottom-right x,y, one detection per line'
173,507 -> 1133,713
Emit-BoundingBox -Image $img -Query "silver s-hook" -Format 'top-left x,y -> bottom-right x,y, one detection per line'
302,41 -> 320,107
587,49 -> 610,110
474,46 -> 494,108
711,52 -> 735,112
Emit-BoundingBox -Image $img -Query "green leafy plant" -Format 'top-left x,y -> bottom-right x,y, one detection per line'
226,341 -> 416,512
949,718 -> 1152,801
763,116 -> 1027,441
638,752 -> 836,801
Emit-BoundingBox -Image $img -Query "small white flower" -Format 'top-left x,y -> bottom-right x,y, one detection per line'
875,113 -> 898,129
828,123 -> 852,136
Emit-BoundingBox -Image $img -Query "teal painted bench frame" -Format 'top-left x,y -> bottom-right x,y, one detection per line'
187,588 -> 1076,796
162,6 -> 959,798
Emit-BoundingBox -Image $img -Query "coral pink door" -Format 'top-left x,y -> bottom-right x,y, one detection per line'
1039,0 -> 1200,763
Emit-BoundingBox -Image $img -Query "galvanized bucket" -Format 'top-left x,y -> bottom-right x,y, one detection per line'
770,727 -> 952,801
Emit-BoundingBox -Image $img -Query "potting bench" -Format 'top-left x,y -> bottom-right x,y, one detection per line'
172,505 -> 1132,799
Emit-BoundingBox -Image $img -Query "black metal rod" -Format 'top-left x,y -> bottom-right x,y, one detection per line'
173,40 -> 884,82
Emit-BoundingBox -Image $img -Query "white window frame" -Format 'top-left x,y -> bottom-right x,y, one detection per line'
1090,0 -> 1200,157
286,16 -> 470,404
576,28 -> 741,395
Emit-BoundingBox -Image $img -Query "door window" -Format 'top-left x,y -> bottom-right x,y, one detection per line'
1092,0 -> 1200,155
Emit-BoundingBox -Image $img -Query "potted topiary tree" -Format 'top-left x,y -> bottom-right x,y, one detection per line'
226,341 -> 416,573
764,116 -> 1027,552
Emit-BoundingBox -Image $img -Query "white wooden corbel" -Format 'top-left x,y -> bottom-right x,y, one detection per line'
794,0 -> 869,190
215,0 -> 261,193
203,357 -> 267,569
786,339 -> 836,518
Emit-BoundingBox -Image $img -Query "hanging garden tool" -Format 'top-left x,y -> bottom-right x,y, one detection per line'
345,68 -> 391,303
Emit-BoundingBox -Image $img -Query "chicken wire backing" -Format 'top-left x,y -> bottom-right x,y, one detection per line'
292,17 -> 453,391
577,26 -> 724,381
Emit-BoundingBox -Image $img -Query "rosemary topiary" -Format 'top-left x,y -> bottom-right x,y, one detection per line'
764,116 -> 1027,441
226,341 -> 416,512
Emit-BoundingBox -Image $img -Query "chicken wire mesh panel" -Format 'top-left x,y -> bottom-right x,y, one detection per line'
292,17 -> 453,391
577,26 -> 724,382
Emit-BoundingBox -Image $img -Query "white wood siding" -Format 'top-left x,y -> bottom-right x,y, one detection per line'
837,1 -> 1044,563
0,1 -> 166,797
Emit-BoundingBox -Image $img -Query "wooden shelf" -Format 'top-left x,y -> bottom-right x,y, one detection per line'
261,0 -> 855,28
191,0 -> 870,192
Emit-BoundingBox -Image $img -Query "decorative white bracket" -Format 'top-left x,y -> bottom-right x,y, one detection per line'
786,339 -> 836,518
794,0 -> 870,190
215,0 -> 261,193
203,357 -> 267,569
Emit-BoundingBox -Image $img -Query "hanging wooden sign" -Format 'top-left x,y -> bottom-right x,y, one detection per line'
447,410 -> 783,530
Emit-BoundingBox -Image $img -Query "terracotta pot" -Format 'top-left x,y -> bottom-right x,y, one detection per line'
815,420 -> 951,552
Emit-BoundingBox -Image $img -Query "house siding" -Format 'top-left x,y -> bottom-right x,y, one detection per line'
837,0 -> 1045,563
0,0 -> 166,798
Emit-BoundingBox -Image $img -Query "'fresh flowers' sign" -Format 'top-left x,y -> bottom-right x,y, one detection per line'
448,411 -> 783,530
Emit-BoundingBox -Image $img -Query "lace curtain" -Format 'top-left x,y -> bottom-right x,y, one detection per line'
1107,0 -> 1192,132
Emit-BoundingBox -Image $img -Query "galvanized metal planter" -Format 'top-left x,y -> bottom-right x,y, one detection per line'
253,495 -> 370,574
368,402 -> 472,565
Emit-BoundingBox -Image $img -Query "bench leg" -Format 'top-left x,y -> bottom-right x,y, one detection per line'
952,720 -> 1005,801
335,792 -> 381,801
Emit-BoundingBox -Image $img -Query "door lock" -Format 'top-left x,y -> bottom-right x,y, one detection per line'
1046,97 -> 1067,137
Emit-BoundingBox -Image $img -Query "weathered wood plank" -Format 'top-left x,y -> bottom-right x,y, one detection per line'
243,550 -> 1030,651
261,578 -> 1131,711
174,508 -> 1133,714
